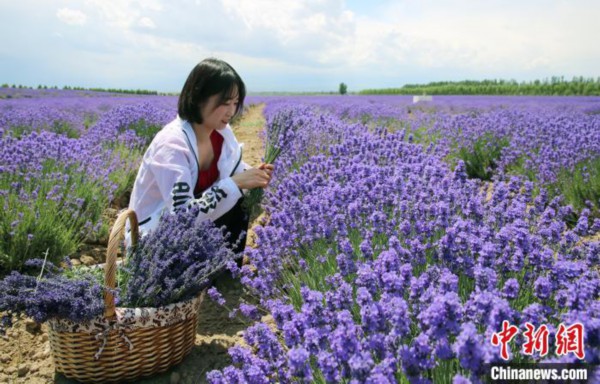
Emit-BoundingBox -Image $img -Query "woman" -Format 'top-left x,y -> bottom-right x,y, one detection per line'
128,58 -> 274,255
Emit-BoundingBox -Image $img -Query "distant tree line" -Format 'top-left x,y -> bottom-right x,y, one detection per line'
63,85 -> 161,95
1,83 -> 173,96
360,76 -> 600,96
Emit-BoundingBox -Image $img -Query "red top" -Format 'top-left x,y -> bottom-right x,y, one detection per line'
194,130 -> 224,196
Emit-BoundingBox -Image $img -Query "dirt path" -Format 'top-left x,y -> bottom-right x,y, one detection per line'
234,104 -> 267,168
0,104 -> 268,384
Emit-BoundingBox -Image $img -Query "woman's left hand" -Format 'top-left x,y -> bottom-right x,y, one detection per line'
258,163 -> 275,185
258,163 -> 275,177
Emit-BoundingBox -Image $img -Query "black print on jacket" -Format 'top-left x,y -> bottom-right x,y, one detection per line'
186,186 -> 228,214
172,182 -> 191,210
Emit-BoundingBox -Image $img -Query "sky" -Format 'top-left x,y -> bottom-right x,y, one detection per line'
1,0 -> 599,93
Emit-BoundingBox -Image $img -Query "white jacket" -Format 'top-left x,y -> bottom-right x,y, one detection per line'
127,116 -> 249,238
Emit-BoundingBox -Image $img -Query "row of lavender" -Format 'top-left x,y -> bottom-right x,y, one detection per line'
208,99 -> 599,383
426,99 -> 600,220
258,95 -> 600,216
0,89 -> 176,271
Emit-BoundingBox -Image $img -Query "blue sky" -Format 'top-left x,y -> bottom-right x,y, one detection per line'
1,0 -> 599,93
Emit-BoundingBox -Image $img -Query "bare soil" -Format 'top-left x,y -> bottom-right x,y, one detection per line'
0,104 -> 268,384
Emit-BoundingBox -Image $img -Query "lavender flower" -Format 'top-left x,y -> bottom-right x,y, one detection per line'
501,278 -> 520,300
287,347 -> 312,381
533,276 -> 553,301
454,322 -> 487,375
208,287 -> 226,306
348,350 -> 375,381
399,333 -> 436,378
453,374 -> 473,384
317,350 -> 341,383
239,303 -> 261,321
243,322 -> 285,366
418,292 -> 463,339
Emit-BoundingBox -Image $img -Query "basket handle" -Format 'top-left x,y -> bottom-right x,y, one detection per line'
104,209 -> 139,319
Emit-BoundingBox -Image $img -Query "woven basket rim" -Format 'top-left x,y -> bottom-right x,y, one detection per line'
47,290 -> 204,333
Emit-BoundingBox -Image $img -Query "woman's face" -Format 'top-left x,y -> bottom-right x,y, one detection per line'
199,87 -> 239,131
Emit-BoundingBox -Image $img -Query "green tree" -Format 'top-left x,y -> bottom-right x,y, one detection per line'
339,82 -> 348,95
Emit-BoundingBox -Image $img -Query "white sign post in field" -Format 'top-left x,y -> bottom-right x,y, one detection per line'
413,95 -> 433,103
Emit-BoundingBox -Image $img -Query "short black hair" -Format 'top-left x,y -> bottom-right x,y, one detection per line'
178,58 -> 246,124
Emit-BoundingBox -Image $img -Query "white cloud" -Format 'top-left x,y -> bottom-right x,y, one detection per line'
220,0 -> 355,65
138,17 -> 156,29
364,0 -> 600,77
82,0 -> 139,29
56,8 -> 87,26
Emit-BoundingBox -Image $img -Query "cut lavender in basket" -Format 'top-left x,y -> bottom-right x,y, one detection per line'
123,206 -> 237,308
0,259 -> 104,325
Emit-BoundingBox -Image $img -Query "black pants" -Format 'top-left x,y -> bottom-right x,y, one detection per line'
214,197 -> 249,258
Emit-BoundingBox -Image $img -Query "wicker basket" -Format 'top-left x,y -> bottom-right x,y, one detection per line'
47,209 -> 203,383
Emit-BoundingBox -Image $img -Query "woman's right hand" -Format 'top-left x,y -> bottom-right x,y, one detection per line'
231,168 -> 271,189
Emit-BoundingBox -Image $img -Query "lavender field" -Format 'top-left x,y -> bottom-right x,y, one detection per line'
0,88 -> 176,271
205,96 -> 600,383
1,89 -> 599,383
